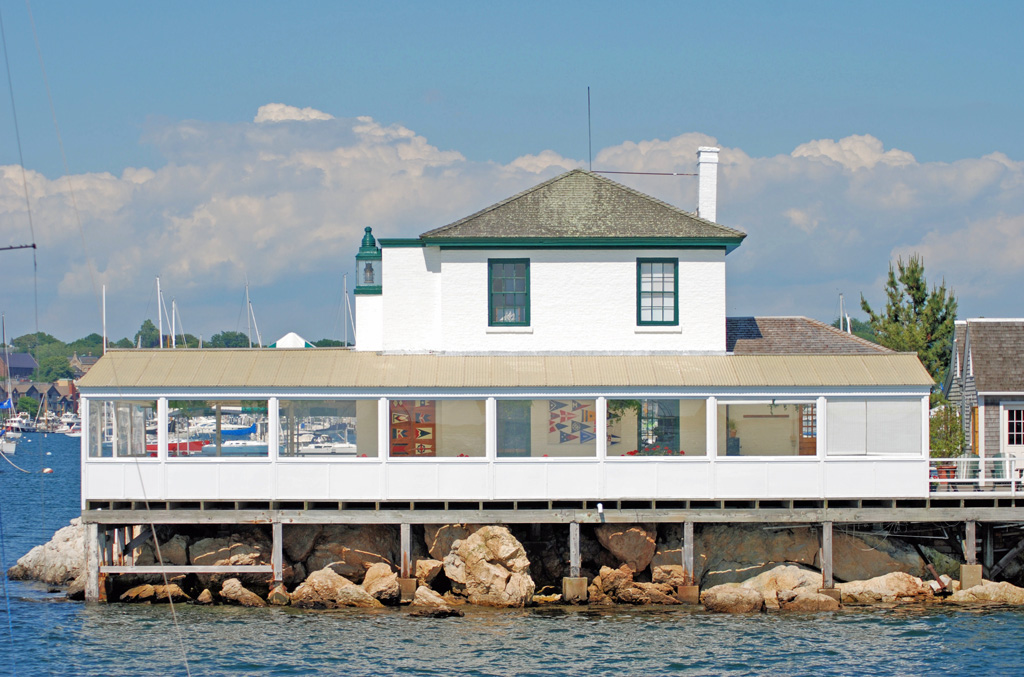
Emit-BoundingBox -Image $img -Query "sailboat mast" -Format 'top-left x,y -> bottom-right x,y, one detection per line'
171,299 -> 177,349
245,281 -> 252,348
157,276 -> 163,348
343,273 -> 348,347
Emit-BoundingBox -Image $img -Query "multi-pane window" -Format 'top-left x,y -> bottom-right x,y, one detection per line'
1008,408 -> 1024,447
637,259 -> 678,325
488,259 -> 529,326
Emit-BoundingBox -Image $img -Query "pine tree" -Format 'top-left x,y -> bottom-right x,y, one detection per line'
860,254 -> 957,383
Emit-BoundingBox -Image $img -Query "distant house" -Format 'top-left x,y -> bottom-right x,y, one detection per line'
0,352 -> 38,381
69,352 -> 100,378
943,319 -> 1024,462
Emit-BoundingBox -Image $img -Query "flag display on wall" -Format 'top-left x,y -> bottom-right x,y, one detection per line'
548,399 -> 596,445
391,400 -> 436,456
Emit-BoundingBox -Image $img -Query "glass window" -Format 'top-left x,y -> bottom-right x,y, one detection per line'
497,399 -> 598,458
278,399 -> 378,457
167,400 -> 269,457
637,259 -> 678,325
88,399 -> 156,458
389,400 -> 485,457
1008,408 -> 1024,447
608,399 -> 706,456
718,402 -> 814,457
488,259 -> 529,326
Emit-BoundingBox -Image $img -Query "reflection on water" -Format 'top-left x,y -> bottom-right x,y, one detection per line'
2,435 -> 1022,676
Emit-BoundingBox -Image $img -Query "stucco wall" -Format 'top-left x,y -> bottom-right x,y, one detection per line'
372,246 -> 726,353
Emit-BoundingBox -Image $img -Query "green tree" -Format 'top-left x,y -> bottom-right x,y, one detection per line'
209,331 -> 250,348
313,338 -> 347,347
134,320 -> 160,348
114,337 -> 134,349
12,332 -> 61,352
35,355 -> 75,382
860,255 -> 957,383
930,397 -> 964,458
16,396 -> 38,417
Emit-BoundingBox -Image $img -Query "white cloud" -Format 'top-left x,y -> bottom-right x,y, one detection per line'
3,113 -> 1023,342
792,134 -> 916,171
254,103 -> 334,123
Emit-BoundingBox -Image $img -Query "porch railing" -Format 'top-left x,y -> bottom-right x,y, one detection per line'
929,457 -> 1024,495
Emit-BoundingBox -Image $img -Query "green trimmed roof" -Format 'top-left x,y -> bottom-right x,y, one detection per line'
419,169 -> 746,246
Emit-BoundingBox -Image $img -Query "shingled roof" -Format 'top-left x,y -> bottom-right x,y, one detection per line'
726,317 -> 893,355
962,320 -> 1024,393
419,169 -> 746,245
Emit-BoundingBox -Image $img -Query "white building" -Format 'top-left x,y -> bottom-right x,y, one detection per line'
78,149 -> 934,509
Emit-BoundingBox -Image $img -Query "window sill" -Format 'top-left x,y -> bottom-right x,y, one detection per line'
635,325 -> 681,334
487,326 -> 534,334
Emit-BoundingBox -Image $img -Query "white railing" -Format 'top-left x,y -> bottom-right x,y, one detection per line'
929,457 -> 1024,495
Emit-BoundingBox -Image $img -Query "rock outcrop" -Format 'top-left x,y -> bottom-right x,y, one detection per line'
946,581 -> 1024,605
189,533 -> 271,589
443,526 -> 535,607
700,584 -> 766,613
838,572 -> 933,604
778,589 -> 840,611
305,525 -> 397,584
415,559 -> 444,587
219,578 -> 267,607
7,518 -> 84,585
136,534 -> 189,567
291,567 -> 383,609
595,523 -> 656,573
425,524 -> 480,560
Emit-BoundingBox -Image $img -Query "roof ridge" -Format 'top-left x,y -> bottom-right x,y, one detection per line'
798,316 -> 893,353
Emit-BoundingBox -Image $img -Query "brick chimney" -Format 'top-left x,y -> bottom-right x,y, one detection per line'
697,146 -> 719,222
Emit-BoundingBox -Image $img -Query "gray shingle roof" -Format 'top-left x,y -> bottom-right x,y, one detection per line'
965,320 -> 1024,392
726,317 -> 892,355
0,353 -> 38,369
420,169 -> 746,242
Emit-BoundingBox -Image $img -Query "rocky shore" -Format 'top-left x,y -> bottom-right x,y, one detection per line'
9,519 -> 1024,613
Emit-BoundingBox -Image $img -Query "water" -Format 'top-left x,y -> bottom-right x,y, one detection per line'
1,434 -> 1022,676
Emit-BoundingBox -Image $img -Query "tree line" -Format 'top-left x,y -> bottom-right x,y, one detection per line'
5,319 -> 349,382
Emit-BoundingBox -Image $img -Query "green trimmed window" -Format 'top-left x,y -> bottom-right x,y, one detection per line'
637,258 -> 678,325
489,259 -> 530,326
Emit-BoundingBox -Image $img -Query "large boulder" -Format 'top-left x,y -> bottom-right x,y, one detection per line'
701,584 -> 766,613
424,524 -> 480,560
741,564 -> 823,609
305,525 -> 398,584
189,532 -> 271,589
415,559 -> 444,587
832,532 -> 930,582
946,581 -> 1024,605
363,562 -> 401,605
119,583 -> 190,604
443,526 -> 535,607
219,578 -> 266,607
595,523 -> 657,573
634,582 -> 679,605
291,567 -> 383,609
412,585 -> 450,608
7,518 -> 84,585
652,564 -> 690,588
778,589 -> 841,611
283,525 -> 323,563
838,572 -> 933,605
597,565 -> 635,600
136,534 -> 189,566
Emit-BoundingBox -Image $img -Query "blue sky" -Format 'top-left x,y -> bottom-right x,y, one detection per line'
0,1 -> 1022,343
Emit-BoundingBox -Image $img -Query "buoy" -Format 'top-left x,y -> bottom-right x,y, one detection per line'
45,452 -> 51,456
42,468 -> 53,474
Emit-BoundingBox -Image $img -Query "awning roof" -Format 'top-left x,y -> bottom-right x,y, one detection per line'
77,349 -> 934,390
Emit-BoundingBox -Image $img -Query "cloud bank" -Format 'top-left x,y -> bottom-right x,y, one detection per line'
0,105 -> 1021,342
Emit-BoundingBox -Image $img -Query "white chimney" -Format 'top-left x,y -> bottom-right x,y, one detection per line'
697,146 -> 719,222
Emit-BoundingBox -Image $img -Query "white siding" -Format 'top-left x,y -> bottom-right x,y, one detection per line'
370,246 -> 726,353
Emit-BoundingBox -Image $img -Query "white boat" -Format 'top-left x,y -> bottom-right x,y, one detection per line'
1,314 -> 19,455
55,412 -> 81,433
4,412 -> 36,433
0,431 -> 16,455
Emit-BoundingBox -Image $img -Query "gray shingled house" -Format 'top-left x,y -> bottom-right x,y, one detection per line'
943,319 -> 1024,463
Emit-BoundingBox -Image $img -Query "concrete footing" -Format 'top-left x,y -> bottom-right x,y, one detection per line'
399,578 -> 417,603
817,588 -> 841,603
960,564 -> 983,591
676,585 -> 700,605
562,577 -> 588,603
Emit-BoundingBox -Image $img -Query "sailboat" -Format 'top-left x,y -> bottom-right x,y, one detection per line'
1,313 -> 18,455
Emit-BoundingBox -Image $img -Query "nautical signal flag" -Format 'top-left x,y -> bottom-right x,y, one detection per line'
0,397 -> 11,410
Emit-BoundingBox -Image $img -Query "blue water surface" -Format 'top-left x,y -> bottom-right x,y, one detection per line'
0,434 -> 1020,676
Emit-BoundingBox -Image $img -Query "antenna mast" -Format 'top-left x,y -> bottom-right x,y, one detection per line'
156,276 -> 163,348
587,86 -> 592,171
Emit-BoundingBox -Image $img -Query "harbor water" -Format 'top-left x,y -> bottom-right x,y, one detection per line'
1,433 -> 1021,676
